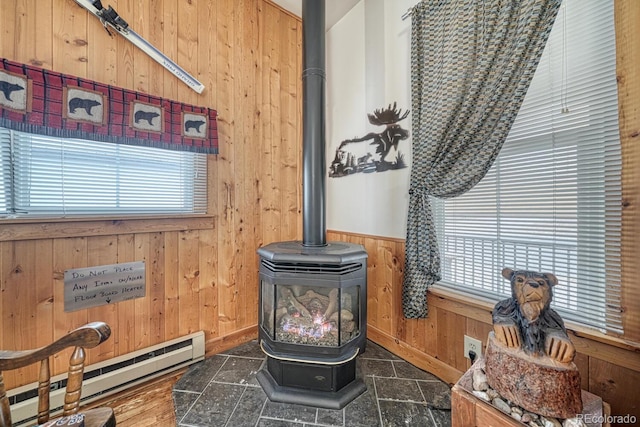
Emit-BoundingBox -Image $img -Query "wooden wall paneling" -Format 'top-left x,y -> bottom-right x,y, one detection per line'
162,0 -> 178,100
177,230 -> 200,337
198,227 -> 218,340
280,10 -> 301,240
294,19 -> 303,240
401,318 -> 421,354
86,0 -> 116,84
200,0 -> 220,340
392,240 -> 408,344
133,0 -> 152,94
615,0 -> 640,343
52,237 -> 89,375
362,236 -> 380,331
197,0 -> 216,106
255,0 -> 270,248
375,241 -> 394,334
261,3 -> 283,247
216,0 -> 238,337
428,291 -> 493,325
568,331 -> 640,373
0,0 -> 17,60
53,0 -> 88,76
33,240 -> 54,351
147,0 -> 164,96
33,1 -> 54,69
133,233 -> 151,350
163,231 -> 180,342
86,235 -> 118,362
225,0 -> 247,333
116,234 -> 137,355
13,0 -> 36,66
1,241 -> 39,385
236,0 -> 260,329
116,0 -> 134,91
148,232 -> 166,344
245,0 -> 264,328
589,357 -> 640,421
177,0 -> 198,106
435,306 -> 465,368
0,242 -> 13,386
199,0 -> 219,337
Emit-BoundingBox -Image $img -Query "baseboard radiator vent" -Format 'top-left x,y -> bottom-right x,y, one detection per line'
8,331 -> 205,426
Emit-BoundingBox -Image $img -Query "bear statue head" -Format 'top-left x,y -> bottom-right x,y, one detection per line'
502,267 -> 557,323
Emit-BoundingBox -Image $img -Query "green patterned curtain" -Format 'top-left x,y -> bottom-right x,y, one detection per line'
403,0 -> 562,318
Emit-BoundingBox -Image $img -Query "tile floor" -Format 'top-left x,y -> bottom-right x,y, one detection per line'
172,340 -> 452,427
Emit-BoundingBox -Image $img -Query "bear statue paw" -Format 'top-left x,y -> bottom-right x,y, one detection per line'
545,334 -> 575,363
494,324 -> 521,349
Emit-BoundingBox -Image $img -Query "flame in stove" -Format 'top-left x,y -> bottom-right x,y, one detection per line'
281,314 -> 334,339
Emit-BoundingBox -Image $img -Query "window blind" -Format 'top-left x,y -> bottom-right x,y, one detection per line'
1,127 -> 207,217
0,128 -> 10,215
433,0 -> 622,333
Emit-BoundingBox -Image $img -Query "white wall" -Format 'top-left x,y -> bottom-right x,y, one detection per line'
326,0 -> 419,239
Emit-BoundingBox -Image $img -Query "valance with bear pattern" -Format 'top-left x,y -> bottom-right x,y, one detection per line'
0,58 -> 218,154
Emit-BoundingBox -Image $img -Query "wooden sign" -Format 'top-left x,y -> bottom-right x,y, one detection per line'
64,261 -> 146,312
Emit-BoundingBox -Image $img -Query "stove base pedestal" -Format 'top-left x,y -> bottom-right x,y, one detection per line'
257,357 -> 366,410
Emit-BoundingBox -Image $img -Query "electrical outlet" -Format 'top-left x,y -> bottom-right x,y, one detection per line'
464,335 -> 482,360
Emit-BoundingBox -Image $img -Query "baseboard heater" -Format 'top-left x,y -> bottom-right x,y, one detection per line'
8,331 -> 205,426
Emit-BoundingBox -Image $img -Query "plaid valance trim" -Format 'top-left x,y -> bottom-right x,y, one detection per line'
0,58 -> 218,154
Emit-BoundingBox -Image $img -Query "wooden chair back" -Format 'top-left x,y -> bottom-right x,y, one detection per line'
0,322 -> 114,427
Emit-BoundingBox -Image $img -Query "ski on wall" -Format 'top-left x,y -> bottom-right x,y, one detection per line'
72,0 -> 205,94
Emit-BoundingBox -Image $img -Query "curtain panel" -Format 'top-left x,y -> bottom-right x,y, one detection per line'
0,59 -> 218,154
403,0 -> 562,318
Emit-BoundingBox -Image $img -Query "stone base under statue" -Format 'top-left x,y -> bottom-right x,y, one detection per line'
484,332 -> 583,419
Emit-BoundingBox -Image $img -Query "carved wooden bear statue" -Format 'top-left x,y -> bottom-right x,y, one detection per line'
493,267 -> 576,363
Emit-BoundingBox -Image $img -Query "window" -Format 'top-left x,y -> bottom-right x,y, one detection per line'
433,0 -> 622,333
0,127 -> 207,217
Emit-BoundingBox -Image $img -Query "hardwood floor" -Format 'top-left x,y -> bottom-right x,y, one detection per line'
87,369 -> 186,426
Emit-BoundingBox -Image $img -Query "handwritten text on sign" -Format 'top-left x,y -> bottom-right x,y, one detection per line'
64,261 -> 146,312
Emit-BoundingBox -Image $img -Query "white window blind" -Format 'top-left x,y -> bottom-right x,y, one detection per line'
433,0 -> 622,333
0,127 -> 207,217
0,128 -> 10,215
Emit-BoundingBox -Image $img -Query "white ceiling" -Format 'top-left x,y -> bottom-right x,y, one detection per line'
271,0 -> 361,30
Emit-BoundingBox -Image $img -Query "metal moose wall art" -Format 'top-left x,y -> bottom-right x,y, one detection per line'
329,102 -> 409,178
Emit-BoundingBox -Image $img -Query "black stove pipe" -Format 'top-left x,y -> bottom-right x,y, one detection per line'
302,0 -> 327,247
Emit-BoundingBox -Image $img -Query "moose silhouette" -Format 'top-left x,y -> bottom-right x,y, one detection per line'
330,102 -> 410,177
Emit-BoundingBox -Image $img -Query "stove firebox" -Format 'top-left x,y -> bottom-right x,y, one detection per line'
256,241 -> 367,409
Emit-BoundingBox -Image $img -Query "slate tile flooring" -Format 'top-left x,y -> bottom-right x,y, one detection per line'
172,340 -> 452,427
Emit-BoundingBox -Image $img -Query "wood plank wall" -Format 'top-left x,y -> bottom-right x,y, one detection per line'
0,0 -> 302,388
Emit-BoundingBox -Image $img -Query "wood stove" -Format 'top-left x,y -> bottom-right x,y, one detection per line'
256,0 -> 368,410
257,242 -> 367,408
